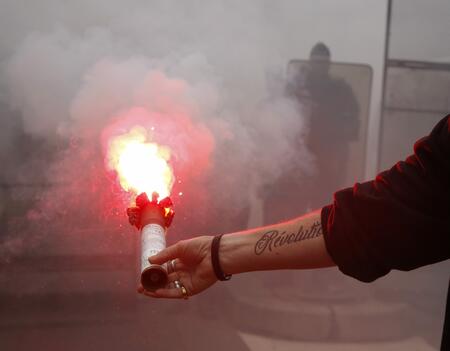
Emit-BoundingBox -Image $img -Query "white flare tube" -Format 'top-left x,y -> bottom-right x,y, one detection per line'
140,223 -> 168,291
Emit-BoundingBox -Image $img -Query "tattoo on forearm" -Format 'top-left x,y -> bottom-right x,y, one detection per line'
254,222 -> 323,255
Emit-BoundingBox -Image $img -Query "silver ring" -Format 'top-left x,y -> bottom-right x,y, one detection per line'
174,280 -> 181,289
171,259 -> 177,273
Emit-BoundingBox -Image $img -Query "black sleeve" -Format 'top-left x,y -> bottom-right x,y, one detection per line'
321,115 -> 450,282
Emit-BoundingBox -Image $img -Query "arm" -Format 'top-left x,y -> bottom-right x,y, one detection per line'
140,116 -> 449,298
221,209 -> 334,275
140,209 -> 334,299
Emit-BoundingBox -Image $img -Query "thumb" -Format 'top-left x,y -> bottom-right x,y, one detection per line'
149,242 -> 181,265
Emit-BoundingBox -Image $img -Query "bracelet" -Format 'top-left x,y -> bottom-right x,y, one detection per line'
211,234 -> 232,281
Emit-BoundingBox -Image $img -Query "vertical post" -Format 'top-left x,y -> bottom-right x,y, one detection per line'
377,0 -> 393,172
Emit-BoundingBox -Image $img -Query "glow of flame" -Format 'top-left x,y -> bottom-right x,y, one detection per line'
106,126 -> 174,198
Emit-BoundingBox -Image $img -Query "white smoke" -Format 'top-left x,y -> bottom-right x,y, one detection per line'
0,1 -> 314,256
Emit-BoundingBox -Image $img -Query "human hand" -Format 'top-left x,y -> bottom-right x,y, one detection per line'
137,236 -> 217,299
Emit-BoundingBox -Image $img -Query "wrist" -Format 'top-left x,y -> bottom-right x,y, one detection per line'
219,233 -> 248,275
210,234 -> 231,280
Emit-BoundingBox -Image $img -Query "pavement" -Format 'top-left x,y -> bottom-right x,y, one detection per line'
240,333 -> 437,351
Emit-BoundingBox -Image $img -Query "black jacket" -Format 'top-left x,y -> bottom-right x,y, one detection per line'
321,115 -> 450,349
322,115 -> 449,282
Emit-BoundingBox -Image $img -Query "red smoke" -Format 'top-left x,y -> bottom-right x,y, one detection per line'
101,107 -> 215,209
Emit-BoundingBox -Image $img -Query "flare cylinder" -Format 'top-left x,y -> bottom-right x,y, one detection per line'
140,202 -> 168,291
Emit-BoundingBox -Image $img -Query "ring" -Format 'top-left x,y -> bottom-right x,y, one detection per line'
171,259 -> 177,272
167,259 -> 175,273
180,285 -> 189,300
173,280 -> 188,299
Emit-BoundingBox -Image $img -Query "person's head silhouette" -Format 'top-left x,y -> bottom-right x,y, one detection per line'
309,42 -> 331,78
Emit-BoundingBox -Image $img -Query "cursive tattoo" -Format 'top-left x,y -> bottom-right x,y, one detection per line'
254,222 -> 322,255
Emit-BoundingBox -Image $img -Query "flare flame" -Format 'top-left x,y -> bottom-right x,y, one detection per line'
106,126 -> 174,198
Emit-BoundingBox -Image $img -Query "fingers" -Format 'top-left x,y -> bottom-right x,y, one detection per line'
149,242 -> 182,265
151,287 -> 188,299
137,272 -> 181,293
137,285 -> 158,298
138,288 -> 182,299
166,272 -> 179,284
137,283 -> 189,299
137,269 -> 191,299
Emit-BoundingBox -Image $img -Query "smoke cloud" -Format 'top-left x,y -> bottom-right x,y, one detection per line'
0,1 -> 313,258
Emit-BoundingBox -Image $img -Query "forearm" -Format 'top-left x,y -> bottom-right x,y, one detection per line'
220,209 -> 335,275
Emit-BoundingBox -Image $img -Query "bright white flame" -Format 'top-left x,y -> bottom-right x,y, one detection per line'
107,126 -> 174,198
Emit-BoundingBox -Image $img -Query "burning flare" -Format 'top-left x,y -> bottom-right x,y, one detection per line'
106,126 -> 174,198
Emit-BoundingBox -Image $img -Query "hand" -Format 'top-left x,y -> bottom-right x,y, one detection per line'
137,236 -> 217,299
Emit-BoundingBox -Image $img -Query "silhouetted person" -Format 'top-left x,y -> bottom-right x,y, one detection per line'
291,42 -> 360,209
263,43 -> 360,226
